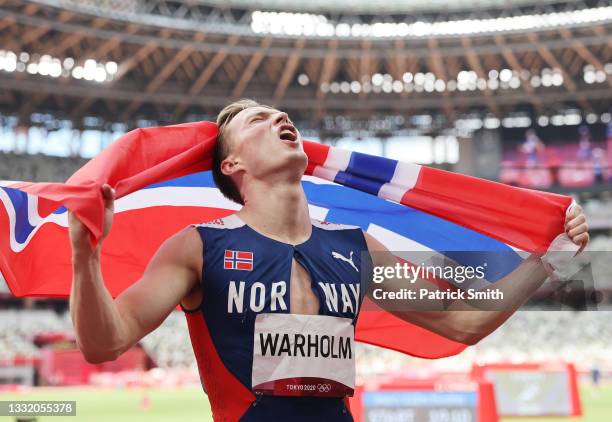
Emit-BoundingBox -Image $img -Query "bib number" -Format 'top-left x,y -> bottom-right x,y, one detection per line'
252,313 -> 355,397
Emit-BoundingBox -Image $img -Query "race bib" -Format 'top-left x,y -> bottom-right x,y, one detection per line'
252,313 -> 355,397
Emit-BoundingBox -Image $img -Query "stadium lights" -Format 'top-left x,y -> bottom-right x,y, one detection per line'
583,65 -> 609,84
499,69 -> 513,83
538,116 -> 550,126
320,66 -> 575,95
536,111 -> 592,127
455,118 -> 484,131
502,116 -> 532,128
563,113 -> 582,125
585,113 -> 599,124
297,73 -> 310,86
319,63 -> 599,96
0,50 -> 118,83
251,6 -> 612,38
484,117 -> 501,129
454,111 -> 594,132
551,115 -> 565,126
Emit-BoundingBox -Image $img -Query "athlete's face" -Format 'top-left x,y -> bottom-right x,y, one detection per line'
221,106 -> 307,182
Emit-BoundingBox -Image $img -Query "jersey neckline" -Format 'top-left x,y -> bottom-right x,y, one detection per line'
232,214 -> 314,248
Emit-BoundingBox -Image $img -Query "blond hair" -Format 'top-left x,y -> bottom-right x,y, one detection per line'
213,99 -> 273,204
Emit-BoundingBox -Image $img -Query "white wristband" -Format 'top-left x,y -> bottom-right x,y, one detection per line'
540,200 -> 583,281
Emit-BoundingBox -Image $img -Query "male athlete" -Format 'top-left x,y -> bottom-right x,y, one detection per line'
69,99 -> 589,421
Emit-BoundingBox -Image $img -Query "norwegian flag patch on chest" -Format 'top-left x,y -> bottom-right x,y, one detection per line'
224,250 -> 254,271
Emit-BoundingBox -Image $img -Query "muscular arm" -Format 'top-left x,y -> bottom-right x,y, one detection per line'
364,233 -> 546,345
69,185 -> 202,363
362,204 -> 589,345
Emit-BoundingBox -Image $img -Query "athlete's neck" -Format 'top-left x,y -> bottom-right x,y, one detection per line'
236,178 -> 311,245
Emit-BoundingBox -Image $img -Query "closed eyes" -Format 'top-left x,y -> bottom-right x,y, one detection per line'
249,112 -> 294,126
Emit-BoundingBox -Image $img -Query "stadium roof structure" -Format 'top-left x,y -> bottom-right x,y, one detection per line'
0,0 -> 610,136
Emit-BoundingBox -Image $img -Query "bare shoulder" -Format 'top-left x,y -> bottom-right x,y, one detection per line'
167,225 -> 202,248
151,225 -> 203,275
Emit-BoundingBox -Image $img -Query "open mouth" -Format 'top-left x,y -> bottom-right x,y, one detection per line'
279,124 -> 298,143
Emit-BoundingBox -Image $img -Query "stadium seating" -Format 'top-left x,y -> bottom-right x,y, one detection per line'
1,306 -> 611,380
0,310 -> 69,362
139,311 -> 197,370
0,152 -> 85,183
357,309 -> 612,378
501,141 -> 611,188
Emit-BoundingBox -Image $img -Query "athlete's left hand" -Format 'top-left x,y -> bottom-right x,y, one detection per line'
565,203 -> 589,248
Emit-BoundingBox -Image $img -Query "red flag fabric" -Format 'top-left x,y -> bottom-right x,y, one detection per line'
0,121 -> 574,358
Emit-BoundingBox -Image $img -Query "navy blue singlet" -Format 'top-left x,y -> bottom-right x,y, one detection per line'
182,214 -> 372,422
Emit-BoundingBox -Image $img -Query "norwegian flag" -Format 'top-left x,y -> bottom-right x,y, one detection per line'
0,121 -> 577,359
224,250 -> 254,271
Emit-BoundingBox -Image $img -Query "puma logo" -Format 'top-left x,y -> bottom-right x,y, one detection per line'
332,251 -> 359,272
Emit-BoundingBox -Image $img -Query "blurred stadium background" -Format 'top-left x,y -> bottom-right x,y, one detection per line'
0,0 -> 611,420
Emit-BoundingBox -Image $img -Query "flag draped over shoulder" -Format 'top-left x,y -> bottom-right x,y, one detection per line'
0,121 -> 573,358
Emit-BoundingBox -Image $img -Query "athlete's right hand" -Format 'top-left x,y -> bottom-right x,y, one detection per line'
68,183 -> 115,254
